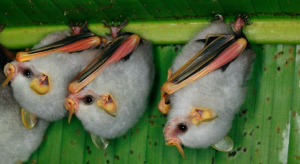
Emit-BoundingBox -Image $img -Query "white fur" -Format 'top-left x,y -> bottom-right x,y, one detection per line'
166,22 -> 255,148
75,40 -> 154,139
0,72 -> 49,164
11,31 -> 99,121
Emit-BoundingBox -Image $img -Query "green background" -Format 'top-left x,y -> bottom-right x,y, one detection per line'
0,0 -> 299,163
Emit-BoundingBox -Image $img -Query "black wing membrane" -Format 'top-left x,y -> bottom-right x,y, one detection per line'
28,33 -> 95,54
171,35 -> 235,84
76,34 -> 130,83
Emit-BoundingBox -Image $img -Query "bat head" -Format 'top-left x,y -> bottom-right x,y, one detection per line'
7,49 -> 97,121
2,31 -> 99,121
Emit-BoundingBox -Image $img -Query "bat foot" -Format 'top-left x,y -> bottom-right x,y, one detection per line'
232,14 -> 251,35
214,14 -> 224,22
68,21 -> 90,35
103,19 -> 127,38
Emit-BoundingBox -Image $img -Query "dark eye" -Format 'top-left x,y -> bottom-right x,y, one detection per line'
84,95 -> 94,105
23,69 -> 31,78
178,123 -> 188,132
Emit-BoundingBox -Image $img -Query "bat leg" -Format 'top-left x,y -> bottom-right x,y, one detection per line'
189,108 -> 217,125
103,19 -> 127,38
97,94 -> 117,117
158,68 -> 173,114
21,108 -> 38,129
212,136 -> 234,152
91,134 -> 109,150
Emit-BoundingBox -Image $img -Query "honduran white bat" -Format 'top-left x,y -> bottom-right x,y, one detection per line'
159,15 -> 255,158
65,21 -> 154,149
2,24 -> 105,122
0,37 -> 49,164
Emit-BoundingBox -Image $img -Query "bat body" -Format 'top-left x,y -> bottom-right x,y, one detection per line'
0,72 -> 49,164
6,30 -> 99,121
162,16 -> 255,158
66,39 -> 154,139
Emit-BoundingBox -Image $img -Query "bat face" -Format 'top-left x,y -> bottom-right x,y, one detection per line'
2,30 -> 100,122
162,16 -> 255,158
66,41 -> 154,139
8,49 -> 99,122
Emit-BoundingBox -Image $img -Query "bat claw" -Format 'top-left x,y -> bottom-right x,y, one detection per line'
237,14 -> 252,25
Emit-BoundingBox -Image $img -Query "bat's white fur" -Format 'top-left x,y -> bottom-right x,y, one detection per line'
166,22 -> 255,148
0,72 -> 49,164
11,31 -> 99,121
75,40 -> 154,139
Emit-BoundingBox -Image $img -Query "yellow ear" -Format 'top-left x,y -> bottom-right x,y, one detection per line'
21,108 -> 37,129
189,108 -> 217,125
97,94 -> 117,117
29,73 -> 51,95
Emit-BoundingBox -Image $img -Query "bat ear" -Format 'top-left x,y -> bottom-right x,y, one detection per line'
29,72 -> 51,95
91,134 -> 109,150
21,108 -> 38,129
189,108 -> 217,125
97,94 -> 117,117
212,136 -> 234,152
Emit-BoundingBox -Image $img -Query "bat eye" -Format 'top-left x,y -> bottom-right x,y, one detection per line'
178,123 -> 188,132
23,69 -> 32,78
84,95 -> 94,105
